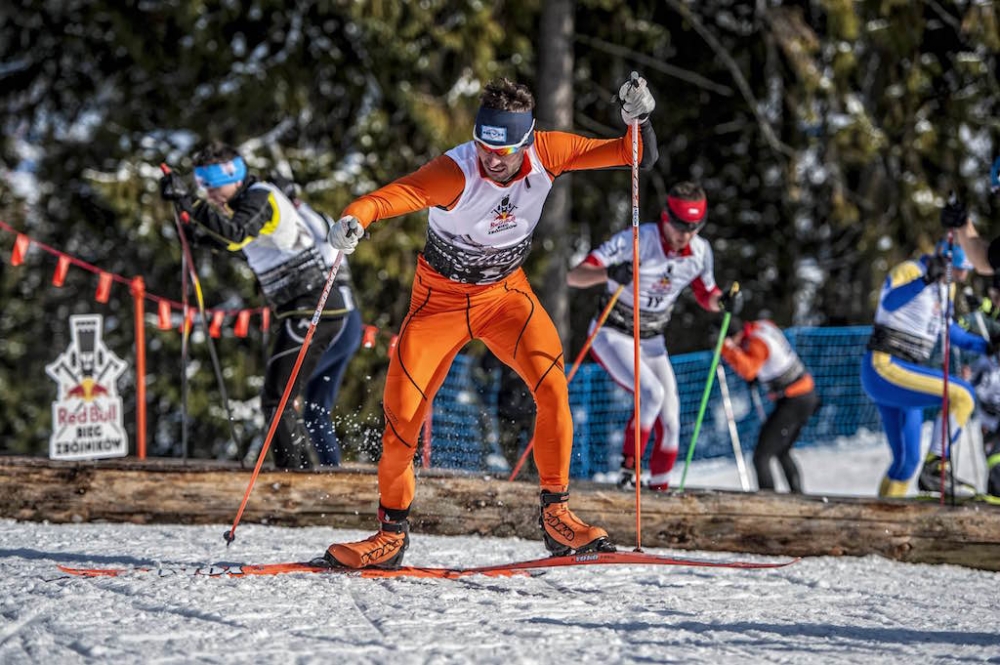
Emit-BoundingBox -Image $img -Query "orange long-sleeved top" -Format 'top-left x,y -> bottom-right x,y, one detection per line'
721,336 -> 769,383
342,127 -> 644,227
721,335 -> 814,399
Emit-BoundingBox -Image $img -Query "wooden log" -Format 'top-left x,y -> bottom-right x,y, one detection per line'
1,456 -> 998,570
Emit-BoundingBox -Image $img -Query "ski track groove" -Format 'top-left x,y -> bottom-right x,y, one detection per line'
0,601 -> 49,651
346,582 -> 390,640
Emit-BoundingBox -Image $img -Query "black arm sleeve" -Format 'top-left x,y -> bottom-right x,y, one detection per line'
638,120 -> 658,170
188,188 -> 275,249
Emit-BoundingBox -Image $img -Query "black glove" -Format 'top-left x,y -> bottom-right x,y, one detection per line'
159,173 -> 189,202
718,283 -> 743,314
923,254 -> 946,285
607,262 -> 634,285
940,195 -> 968,229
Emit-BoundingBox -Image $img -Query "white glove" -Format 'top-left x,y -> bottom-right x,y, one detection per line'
328,215 -> 363,254
618,72 -> 655,124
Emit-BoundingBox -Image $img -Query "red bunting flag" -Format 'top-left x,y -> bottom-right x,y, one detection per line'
52,255 -> 71,287
210,310 -> 224,338
95,272 -> 113,303
158,300 -> 171,330
234,309 -> 251,338
260,307 -> 270,331
362,325 -> 378,349
11,234 -> 30,266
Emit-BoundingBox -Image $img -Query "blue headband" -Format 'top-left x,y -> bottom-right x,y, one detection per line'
193,157 -> 247,189
474,107 -> 535,148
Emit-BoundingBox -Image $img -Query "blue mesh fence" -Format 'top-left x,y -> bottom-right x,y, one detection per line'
424,325 -> 951,479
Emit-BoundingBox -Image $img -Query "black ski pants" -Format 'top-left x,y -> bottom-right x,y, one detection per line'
261,314 -> 343,469
754,390 -> 821,493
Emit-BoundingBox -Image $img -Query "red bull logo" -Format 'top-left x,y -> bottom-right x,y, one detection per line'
66,378 -> 110,401
45,315 -> 128,461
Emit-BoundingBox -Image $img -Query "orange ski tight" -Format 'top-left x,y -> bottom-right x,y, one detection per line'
378,257 -> 570,510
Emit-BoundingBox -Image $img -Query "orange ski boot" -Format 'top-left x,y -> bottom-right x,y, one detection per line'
539,490 -> 616,556
324,511 -> 409,570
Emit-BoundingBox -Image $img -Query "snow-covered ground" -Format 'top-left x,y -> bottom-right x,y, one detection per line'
2,431 -> 998,664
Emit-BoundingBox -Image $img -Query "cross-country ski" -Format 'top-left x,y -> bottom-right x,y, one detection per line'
55,550 -> 799,580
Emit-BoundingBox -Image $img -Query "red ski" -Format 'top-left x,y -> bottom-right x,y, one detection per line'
57,551 -> 797,580
57,561 -> 527,580
460,550 -> 800,574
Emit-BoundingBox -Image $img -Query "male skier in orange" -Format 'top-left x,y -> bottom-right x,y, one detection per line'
324,74 -> 658,568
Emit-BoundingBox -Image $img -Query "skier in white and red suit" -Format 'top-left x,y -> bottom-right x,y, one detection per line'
566,182 -> 740,491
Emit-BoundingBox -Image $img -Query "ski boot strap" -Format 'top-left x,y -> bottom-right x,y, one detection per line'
540,490 -> 570,506
379,520 -> 408,535
378,505 -> 410,533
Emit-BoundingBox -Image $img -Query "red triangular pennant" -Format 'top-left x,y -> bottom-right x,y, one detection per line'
95,272 -> 113,303
52,255 -> 71,287
11,234 -> 30,266
210,310 -> 224,338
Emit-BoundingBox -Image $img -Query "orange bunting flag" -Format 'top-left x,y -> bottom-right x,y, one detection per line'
210,310 -> 224,338
362,325 -> 378,349
157,300 -> 172,330
260,307 -> 271,331
11,234 -> 30,266
95,272 -> 113,303
52,255 -> 71,287
234,309 -> 251,338
388,334 -> 399,354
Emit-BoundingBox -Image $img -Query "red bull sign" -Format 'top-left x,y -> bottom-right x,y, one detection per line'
45,315 -> 129,460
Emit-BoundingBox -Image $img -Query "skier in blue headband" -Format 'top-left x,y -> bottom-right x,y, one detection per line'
159,142 -> 362,470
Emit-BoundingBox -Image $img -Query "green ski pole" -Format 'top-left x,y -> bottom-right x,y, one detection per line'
678,297 -> 737,492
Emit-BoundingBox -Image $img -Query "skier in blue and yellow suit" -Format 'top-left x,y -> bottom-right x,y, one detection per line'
862,241 -> 991,497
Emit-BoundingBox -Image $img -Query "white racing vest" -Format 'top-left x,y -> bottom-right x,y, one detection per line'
239,182 -> 329,309
589,224 -> 717,336
745,320 -> 806,389
424,140 -> 552,284
238,181 -> 316,274
872,259 -> 951,362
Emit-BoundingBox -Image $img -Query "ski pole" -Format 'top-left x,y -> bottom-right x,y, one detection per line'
678,286 -> 739,492
716,364 -> 750,491
160,164 -> 245,465
224,252 -> 346,545
506,284 -> 625,482
628,76 -> 643,551
179,221 -> 191,460
750,383 -> 767,424
941,212 -> 956,506
967,295 -> 993,491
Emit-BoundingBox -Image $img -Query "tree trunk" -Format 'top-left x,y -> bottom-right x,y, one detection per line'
535,0 -> 575,349
2,456 -> 999,572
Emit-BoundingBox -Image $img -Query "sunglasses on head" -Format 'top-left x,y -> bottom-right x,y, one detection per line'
663,209 -> 707,233
473,120 -> 535,157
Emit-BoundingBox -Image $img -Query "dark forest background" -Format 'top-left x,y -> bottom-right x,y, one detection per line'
3,1 -> 1000,458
